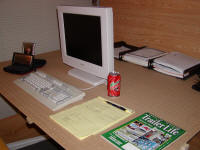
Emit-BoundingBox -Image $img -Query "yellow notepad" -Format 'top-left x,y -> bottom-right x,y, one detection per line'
50,96 -> 133,140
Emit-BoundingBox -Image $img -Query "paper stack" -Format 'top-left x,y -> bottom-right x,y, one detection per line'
152,52 -> 200,78
122,48 -> 167,67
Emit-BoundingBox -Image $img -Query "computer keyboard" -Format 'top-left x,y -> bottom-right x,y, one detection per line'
14,71 -> 85,111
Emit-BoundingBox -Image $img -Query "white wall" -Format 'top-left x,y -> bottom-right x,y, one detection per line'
0,0 -> 91,62
0,0 -> 91,119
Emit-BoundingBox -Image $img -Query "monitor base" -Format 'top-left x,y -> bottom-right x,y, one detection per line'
68,68 -> 106,86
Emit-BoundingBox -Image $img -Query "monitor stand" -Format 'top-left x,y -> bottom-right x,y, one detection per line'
68,68 -> 106,86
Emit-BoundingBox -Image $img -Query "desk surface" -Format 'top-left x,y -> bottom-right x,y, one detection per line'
0,50 -> 200,150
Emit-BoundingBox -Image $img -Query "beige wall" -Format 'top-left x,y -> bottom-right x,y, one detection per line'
0,0 -> 91,62
0,0 -> 91,119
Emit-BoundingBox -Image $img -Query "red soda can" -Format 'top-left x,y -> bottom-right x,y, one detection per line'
107,72 -> 121,97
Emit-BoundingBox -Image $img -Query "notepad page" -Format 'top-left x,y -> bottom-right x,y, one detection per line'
50,97 -> 133,140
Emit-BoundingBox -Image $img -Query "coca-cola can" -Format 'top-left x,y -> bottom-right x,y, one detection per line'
107,72 -> 121,97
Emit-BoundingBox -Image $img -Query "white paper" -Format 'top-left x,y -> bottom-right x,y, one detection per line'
153,52 -> 200,74
123,48 -> 167,67
114,46 -> 131,59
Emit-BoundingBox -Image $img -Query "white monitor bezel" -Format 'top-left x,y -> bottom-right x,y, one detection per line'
57,6 -> 114,80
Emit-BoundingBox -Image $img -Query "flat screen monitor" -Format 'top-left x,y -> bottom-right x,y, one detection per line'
57,6 -> 114,86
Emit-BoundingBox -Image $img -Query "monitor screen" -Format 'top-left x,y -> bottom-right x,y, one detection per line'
57,6 -> 114,86
63,13 -> 102,67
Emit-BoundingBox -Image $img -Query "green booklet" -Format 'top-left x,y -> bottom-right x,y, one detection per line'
102,112 -> 185,150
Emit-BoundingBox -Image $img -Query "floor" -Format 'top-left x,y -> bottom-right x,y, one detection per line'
0,114 -> 43,143
0,114 -> 199,150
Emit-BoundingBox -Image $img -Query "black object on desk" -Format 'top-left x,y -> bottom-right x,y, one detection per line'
3,52 -> 34,74
192,81 -> 200,91
114,41 -> 145,60
33,59 -> 46,68
3,52 -> 46,74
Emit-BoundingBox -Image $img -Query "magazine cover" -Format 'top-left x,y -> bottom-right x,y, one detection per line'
102,112 -> 185,150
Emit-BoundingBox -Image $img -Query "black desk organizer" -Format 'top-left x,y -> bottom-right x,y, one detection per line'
3,53 -> 46,74
114,41 -> 146,61
192,69 -> 200,91
33,59 -> 46,68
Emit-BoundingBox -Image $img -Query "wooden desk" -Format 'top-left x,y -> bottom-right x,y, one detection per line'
0,51 -> 200,150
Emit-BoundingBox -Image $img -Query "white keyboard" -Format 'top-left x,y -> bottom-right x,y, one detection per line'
14,71 -> 85,111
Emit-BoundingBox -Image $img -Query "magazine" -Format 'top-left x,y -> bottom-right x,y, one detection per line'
102,112 -> 185,150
